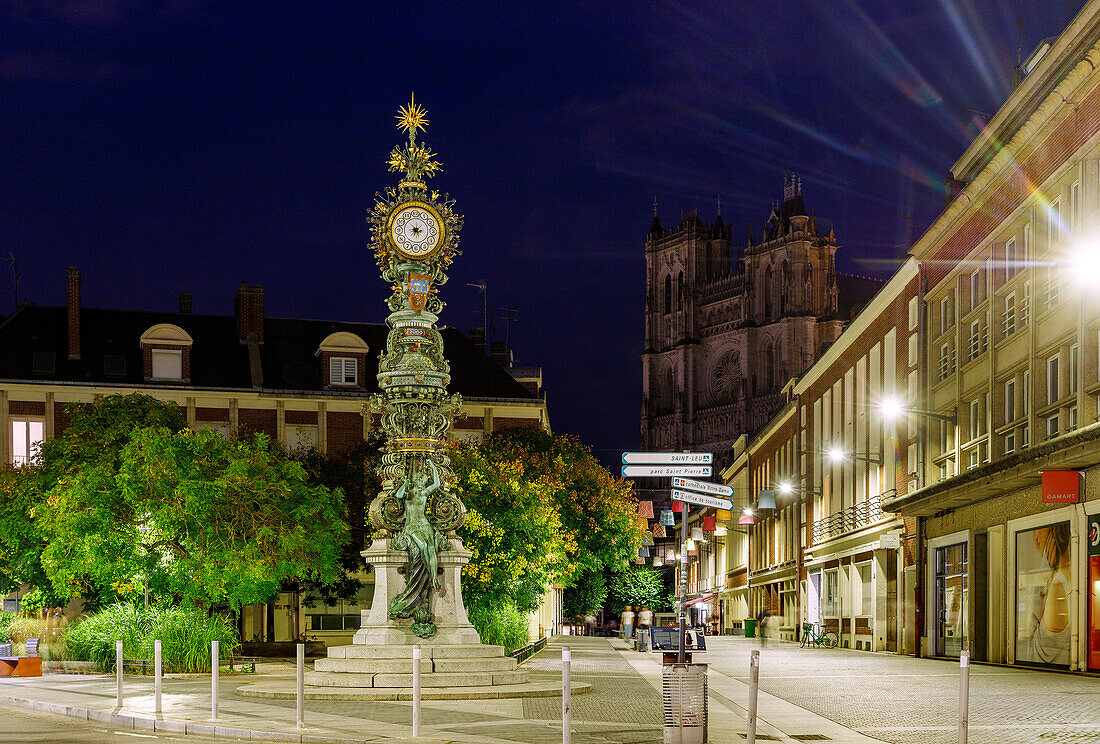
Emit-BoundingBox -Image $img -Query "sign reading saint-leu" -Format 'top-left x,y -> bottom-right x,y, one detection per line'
366,95 -> 466,639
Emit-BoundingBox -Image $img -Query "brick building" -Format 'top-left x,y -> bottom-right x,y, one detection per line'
0,269 -> 550,643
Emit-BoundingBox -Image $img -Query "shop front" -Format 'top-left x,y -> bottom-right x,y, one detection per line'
886,439 -> 1100,672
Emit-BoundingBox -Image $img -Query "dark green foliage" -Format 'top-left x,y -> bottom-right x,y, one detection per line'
563,570 -> 608,617
608,566 -> 673,611
466,600 -> 529,653
64,603 -> 240,672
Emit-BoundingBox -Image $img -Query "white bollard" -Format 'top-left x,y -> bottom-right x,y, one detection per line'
747,649 -> 759,744
115,640 -> 123,708
296,643 -> 305,729
959,650 -> 969,744
562,646 -> 571,744
412,645 -> 422,737
154,639 -> 162,714
211,640 -> 219,721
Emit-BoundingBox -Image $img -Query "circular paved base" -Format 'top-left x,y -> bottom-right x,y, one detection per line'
235,680 -> 592,701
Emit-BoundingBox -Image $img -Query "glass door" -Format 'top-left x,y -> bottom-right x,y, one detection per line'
935,542 -> 968,658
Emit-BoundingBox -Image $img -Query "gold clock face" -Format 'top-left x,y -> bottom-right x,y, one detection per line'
387,202 -> 444,260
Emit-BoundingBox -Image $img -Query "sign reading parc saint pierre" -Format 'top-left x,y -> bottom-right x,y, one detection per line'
621,451 -> 713,478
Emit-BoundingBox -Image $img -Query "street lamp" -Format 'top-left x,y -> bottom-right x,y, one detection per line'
776,481 -> 822,496
821,445 -> 883,465
877,396 -> 957,424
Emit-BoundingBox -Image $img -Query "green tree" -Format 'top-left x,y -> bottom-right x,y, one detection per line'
450,426 -> 645,625
22,394 -> 347,610
608,566 -> 673,611
563,569 -> 608,617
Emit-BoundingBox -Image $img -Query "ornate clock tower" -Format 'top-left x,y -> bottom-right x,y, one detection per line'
302,98 -> 533,694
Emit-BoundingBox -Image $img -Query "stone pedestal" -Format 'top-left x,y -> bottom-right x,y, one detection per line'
352,537 -> 482,647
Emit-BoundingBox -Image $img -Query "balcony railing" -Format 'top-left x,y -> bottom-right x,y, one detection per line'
810,489 -> 895,544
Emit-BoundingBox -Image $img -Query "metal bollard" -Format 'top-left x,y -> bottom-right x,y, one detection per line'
211,640 -> 219,721
747,649 -> 759,744
562,646 -> 571,744
115,640 -> 123,708
959,650 -> 969,744
412,645 -> 422,737
296,643 -> 305,729
154,639 -> 162,714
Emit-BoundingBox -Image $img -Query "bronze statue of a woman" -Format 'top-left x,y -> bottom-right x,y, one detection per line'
388,457 -> 450,638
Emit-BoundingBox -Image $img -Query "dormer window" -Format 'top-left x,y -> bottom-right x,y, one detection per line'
152,349 -> 182,380
329,357 -> 357,386
316,332 -> 369,390
139,323 -> 193,383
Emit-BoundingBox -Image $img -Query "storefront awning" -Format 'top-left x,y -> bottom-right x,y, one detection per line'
686,592 -> 717,607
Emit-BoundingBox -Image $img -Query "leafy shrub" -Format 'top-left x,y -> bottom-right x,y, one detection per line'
64,603 -> 239,672
0,612 -> 13,642
467,601 -> 529,653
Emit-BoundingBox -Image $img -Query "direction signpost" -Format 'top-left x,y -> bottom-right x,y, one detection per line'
671,489 -> 733,511
622,451 -> 731,665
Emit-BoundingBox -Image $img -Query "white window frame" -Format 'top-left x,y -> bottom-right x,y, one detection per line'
1004,430 -> 1016,455
1070,344 -> 1079,395
1005,237 -> 1017,281
1047,354 -> 1060,405
329,356 -> 358,386
151,349 -> 183,380
1046,413 -> 1059,440
11,419 -> 44,466
1004,379 -> 1016,424
1003,292 -> 1017,337
970,269 -> 981,311
908,296 -> 919,331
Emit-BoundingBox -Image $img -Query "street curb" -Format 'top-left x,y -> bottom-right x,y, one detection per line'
0,692 -> 437,744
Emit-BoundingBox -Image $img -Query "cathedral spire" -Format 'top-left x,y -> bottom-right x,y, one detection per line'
649,195 -> 663,236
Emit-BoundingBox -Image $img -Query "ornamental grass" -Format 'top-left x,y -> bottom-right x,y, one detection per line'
64,603 -> 239,673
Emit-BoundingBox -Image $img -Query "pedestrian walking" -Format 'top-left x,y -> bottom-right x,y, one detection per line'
756,608 -> 771,648
584,612 -> 596,637
621,605 -> 635,643
637,605 -> 653,651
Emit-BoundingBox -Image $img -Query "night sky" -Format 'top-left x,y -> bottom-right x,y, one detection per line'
0,1 -> 1086,467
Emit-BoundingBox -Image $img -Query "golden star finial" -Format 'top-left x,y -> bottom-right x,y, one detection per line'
395,93 -> 429,138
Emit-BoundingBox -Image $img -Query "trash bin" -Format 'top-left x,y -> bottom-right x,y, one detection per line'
662,663 -> 707,744
744,618 -> 755,638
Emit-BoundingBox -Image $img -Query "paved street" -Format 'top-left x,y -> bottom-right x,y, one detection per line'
701,635 -> 1100,744
1,636 -> 1099,743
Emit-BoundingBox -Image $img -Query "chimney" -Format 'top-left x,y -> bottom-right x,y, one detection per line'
178,292 -> 193,314
469,326 -> 486,354
490,340 -> 511,368
66,267 -> 80,360
234,283 -> 264,343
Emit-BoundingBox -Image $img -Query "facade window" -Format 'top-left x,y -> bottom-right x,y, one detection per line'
1002,293 -> 1017,337
664,274 -> 672,315
329,357 -> 357,386
1071,181 -> 1080,231
1023,421 -> 1031,448
1070,344 -> 1078,394
1047,355 -> 1060,404
32,351 -> 55,375
824,570 -> 839,617
676,270 -> 684,311
1023,370 -> 1030,415
1005,238 -> 1018,281
856,563 -> 872,617
938,343 -> 955,382
1045,264 -> 1060,310
12,419 -> 44,466
1022,222 -> 1030,265
1046,414 -> 1059,440
966,319 -> 986,362
1069,405 -> 1078,431
968,399 -> 982,440
969,269 -> 981,310
967,447 -> 981,470
1049,197 -> 1063,246
1020,282 -> 1030,327
907,442 -> 919,476
940,292 -> 955,334
908,296 -> 918,330
1004,430 -> 1016,455
151,349 -> 182,380
1004,379 -> 1016,424
908,333 -> 918,368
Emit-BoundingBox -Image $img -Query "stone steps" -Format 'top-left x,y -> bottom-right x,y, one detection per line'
313,655 -> 518,674
325,643 -> 507,659
304,668 -> 530,688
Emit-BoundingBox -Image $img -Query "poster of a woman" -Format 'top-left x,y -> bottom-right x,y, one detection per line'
1016,521 -> 1072,666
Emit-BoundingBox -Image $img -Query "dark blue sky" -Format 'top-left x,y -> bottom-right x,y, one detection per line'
0,1 -> 1085,465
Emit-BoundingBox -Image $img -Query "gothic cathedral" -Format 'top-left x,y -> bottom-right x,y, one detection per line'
641,177 -> 881,470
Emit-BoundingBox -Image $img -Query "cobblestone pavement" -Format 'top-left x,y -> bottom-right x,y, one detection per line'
703,635 -> 1100,744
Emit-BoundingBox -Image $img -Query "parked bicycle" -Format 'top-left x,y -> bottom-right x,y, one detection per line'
800,622 -> 839,649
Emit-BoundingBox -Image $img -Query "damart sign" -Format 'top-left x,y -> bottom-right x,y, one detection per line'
1041,470 -> 1083,504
